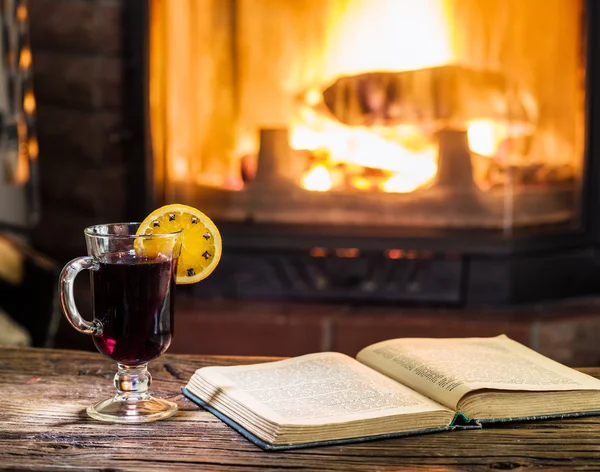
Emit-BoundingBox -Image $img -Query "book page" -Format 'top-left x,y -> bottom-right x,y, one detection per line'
192,352 -> 453,425
356,335 -> 600,410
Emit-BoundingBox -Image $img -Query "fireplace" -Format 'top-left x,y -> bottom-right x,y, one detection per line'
123,0 -> 599,305
150,0 -> 583,227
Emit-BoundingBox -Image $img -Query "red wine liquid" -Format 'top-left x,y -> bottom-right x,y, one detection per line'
91,252 -> 177,366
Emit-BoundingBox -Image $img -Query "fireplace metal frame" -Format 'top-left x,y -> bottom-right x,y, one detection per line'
123,0 -> 600,305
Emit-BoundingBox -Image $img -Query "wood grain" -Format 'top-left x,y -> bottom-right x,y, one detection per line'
2,346 -> 600,471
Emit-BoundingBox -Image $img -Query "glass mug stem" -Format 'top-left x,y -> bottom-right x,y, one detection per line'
59,256 -> 102,335
114,364 -> 151,401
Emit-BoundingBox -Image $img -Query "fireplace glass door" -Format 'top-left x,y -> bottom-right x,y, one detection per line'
149,0 -> 585,233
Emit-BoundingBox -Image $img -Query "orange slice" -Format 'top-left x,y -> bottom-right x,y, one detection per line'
136,204 -> 222,284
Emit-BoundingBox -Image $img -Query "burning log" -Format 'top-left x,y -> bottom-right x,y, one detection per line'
291,65 -> 541,193
318,65 -> 535,131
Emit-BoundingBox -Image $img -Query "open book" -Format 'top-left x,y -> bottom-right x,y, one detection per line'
182,335 -> 600,450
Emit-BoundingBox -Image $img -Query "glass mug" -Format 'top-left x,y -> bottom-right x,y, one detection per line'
59,223 -> 182,423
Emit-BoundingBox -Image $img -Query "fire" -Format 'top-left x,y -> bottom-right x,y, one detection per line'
467,120 -> 506,158
292,124 -> 440,195
290,0 -> 533,194
292,0 -> 454,193
319,0 -> 453,83
148,0 -> 580,206
291,102 -> 439,193
302,164 -> 332,192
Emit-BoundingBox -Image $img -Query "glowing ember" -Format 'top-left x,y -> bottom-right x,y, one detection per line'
351,176 -> 372,191
382,174 -> 428,194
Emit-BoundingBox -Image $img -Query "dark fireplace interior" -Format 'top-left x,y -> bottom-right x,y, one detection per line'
9,0 -> 600,364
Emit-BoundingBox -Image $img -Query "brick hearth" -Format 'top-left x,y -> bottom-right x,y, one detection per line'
167,298 -> 600,367
54,289 -> 600,367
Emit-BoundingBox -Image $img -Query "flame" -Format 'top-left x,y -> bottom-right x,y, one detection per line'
292,0 -> 453,193
467,120 -> 505,157
320,0 -> 453,82
382,174 -> 426,194
467,118 -> 536,160
302,164 -> 332,192
292,108 -> 438,193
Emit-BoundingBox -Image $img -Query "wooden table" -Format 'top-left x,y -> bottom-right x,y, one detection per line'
3,347 -> 600,471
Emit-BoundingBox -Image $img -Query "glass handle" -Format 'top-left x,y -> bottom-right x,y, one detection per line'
59,256 -> 101,335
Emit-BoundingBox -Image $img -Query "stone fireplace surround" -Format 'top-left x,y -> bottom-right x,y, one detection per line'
26,0 -> 600,365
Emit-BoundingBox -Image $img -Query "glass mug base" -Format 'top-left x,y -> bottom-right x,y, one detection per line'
84,362 -> 177,423
87,395 -> 178,423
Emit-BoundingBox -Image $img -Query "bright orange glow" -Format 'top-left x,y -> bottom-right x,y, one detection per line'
386,249 -> 405,259
28,137 -> 38,160
16,4 -> 27,22
310,247 -> 328,257
171,156 -> 189,181
302,164 -> 332,192
23,91 -> 35,114
467,119 -> 510,157
14,144 -> 29,184
382,173 -> 427,194
293,0 -> 452,193
351,176 -> 372,191
335,248 -> 360,258
304,89 -> 321,107
467,118 -> 536,158
147,0 -> 580,203
319,0 -> 452,83
293,111 -> 439,192
19,48 -> 32,70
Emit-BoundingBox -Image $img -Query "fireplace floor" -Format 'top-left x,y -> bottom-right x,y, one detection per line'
195,183 -> 575,228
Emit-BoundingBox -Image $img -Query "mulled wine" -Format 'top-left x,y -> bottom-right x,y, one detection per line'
59,222 -> 185,422
91,252 -> 177,366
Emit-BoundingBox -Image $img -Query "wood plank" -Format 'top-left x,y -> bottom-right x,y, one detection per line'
2,346 -> 600,471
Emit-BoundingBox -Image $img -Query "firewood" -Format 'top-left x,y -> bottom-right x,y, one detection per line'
319,66 -> 533,129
